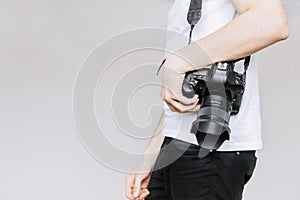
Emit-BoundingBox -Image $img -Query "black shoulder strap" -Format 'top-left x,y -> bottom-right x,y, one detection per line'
229,55 -> 251,75
187,0 -> 203,44
244,56 -> 251,72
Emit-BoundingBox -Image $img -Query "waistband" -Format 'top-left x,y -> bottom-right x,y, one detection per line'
162,136 -> 256,154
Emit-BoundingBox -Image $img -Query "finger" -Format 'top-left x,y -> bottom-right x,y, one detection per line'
162,87 -> 198,106
126,175 -> 135,199
176,94 -> 199,106
165,94 -> 199,113
166,101 -> 184,113
161,90 -> 166,101
139,189 -> 150,200
190,104 -> 201,112
133,177 -> 141,198
166,100 -> 198,113
166,102 -> 184,113
141,171 -> 151,187
135,173 -> 151,199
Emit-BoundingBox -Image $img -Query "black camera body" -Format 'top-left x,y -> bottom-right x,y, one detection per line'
182,59 -> 248,150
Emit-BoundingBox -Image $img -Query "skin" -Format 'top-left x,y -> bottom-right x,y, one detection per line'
161,0 -> 290,113
126,0 -> 289,199
126,112 -> 165,200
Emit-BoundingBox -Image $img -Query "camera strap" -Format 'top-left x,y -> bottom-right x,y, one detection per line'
243,55 -> 251,75
187,0 -> 203,44
156,0 -> 203,75
230,55 -> 251,76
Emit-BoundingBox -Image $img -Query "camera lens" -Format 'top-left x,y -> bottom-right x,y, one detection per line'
182,59 -> 248,150
191,94 -> 231,150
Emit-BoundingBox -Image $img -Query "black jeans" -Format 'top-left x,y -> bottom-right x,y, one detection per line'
146,137 -> 257,200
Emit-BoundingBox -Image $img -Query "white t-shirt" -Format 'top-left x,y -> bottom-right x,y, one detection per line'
161,0 -> 263,151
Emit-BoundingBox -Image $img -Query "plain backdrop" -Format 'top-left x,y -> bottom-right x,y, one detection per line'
0,0 -> 299,199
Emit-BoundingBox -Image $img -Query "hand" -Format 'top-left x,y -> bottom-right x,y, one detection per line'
161,53 -> 200,113
126,171 -> 151,200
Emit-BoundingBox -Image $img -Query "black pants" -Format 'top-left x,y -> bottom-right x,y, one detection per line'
146,137 -> 257,200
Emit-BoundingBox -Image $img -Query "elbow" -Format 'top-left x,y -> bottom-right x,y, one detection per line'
263,14 -> 290,44
255,2 -> 290,43
270,6 -> 290,41
279,23 -> 290,41
275,16 -> 290,41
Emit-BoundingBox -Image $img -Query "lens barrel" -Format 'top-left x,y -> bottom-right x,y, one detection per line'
191,94 -> 231,150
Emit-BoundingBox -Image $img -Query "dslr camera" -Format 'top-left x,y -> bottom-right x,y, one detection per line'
182,57 -> 250,150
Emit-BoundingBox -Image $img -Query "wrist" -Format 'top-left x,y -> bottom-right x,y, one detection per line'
134,152 -> 159,173
173,42 -> 212,73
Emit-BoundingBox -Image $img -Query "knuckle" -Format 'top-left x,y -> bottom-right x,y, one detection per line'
178,108 -> 184,113
181,109 -> 188,113
165,98 -> 171,103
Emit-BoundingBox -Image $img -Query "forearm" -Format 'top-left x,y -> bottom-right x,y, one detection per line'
174,0 -> 289,73
197,0 -> 289,64
137,111 -> 165,171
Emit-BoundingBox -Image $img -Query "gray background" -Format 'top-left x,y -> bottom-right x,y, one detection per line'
0,0 -> 299,199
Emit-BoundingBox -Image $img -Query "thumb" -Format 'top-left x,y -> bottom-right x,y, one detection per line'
133,177 -> 141,198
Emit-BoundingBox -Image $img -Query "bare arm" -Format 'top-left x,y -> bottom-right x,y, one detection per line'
126,111 -> 165,200
139,111 -> 165,170
161,0 -> 289,113
197,0 -> 290,64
